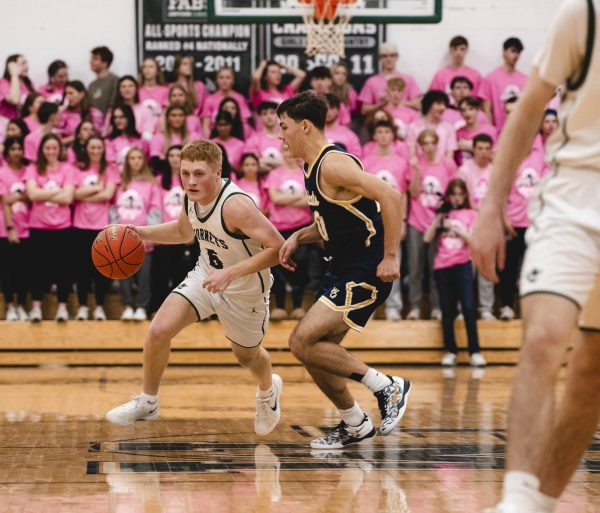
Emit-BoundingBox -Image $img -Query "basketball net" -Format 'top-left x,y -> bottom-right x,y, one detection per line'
295,0 -> 359,57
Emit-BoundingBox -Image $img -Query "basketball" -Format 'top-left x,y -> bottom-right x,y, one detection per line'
91,225 -> 145,279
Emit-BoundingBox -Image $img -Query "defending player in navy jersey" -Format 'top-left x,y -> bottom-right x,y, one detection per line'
277,91 -> 412,449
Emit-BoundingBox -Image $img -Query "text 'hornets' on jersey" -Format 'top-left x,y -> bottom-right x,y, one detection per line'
304,144 -> 385,272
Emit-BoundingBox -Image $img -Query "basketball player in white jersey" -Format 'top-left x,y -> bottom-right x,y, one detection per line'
106,140 -> 286,436
471,1 -> 600,512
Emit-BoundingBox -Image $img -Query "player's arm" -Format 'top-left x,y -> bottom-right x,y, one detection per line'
321,154 -> 403,281
471,68 -> 557,281
202,195 -> 285,293
132,205 -> 195,245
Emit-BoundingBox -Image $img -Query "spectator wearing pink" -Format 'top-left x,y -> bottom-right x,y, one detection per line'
324,94 -> 362,158
362,108 -> 409,160
38,60 -> 69,105
111,76 -> 156,141
502,96 -> 545,159
211,111 -> 245,170
67,121 -> 96,165
4,119 -> 29,141
249,59 -> 306,111
264,152 -> 311,321
105,105 -> 148,168
0,54 -> 35,120
24,102 -> 60,162
58,81 -> 104,144
218,96 -> 254,140
429,35 -> 482,95
423,178 -> 484,366
442,76 -> 489,131
308,67 -> 351,126
172,55 -> 207,116
540,108 -> 559,148
331,61 -> 359,114
138,57 -> 169,116
111,147 -> 161,321
21,92 -> 44,133
362,120 -> 409,321
382,77 -> 420,140
457,133 -> 496,318
24,133 -> 76,322
455,96 -> 498,165
158,84 -> 202,136
72,136 -> 119,321
359,41 -> 422,115
477,37 -> 527,129
406,129 -> 457,320
233,153 -> 268,214
150,105 -> 198,160
0,137 -> 30,321
407,90 -> 457,160
243,102 -> 284,173
202,66 -> 252,137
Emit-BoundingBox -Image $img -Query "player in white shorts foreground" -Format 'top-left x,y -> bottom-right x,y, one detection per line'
471,1 -> 600,512
106,140 -> 285,436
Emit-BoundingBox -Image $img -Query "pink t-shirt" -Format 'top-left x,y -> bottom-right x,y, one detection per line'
457,160 -> 493,209
362,140 -> 409,161
201,90 -> 252,124
477,67 -> 528,129
250,84 -> 296,110
359,72 -> 422,105
407,118 -> 458,157
234,177 -> 267,211
506,153 -> 548,228
0,165 -> 30,238
150,132 -> 199,158
139,85 -> 169,111
384,104 -> 420,140
24,129 -> 48,161
263,165 -> 311,231
58,108 -> 104,138
325,125 -> 362,157
429,65 -> 482,96
0,79 -> 32,119
24,116 -> 40,134
24,162 -> 76,230
362,153 -> 409,192
407,155 -> 456,232
114,178 -> 161,227
243,131 -> 283,162
105,135 -> 149,166
133,103 -> 157,138
211,136 -> 245,168
72,164 -> 120,230
434,208 -> 477,270
160,175 -> 185,223
455,123 -> 498,165
38,83 -> 65,104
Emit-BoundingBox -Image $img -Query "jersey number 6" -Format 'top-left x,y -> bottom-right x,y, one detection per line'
207,249 -> 224,269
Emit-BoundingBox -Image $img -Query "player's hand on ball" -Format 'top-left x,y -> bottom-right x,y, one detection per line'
125,224 -> 146,239
279,235 -> 298,272
203,269 -> 234,294
377,255 -> 400,282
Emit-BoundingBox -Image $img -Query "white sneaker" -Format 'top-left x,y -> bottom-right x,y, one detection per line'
441,352 -> 457,366
430,308 -> 442,321
17,306 -> 29,321
55,304 -> 69,323
470,352 -> 487,367
29,305 -> 42,323
255,374 -> 283,436
5,305 -> 18,321
406,308 -> 420,320
254,444 -> 282,502
480,310 -> 496,321
133,307 -> 147,321
93,306 -> 107,321
76,306 -> 89,321
455,313 -> 464,321
385,309 -> 401,321
120,306 -> 134,321
106,395 -> 160,426
499,306 -> 515,321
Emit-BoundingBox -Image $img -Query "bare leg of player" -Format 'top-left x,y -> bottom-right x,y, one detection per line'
231,344 -> 282,436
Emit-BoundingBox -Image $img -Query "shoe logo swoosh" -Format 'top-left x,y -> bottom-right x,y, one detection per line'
270,400 -> 277,412
148,407 -> 158,415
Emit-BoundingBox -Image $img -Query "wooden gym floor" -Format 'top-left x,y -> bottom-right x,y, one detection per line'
0,322 -> 599,513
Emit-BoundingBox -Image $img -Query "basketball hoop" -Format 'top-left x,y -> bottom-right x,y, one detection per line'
289,0 -> 361,57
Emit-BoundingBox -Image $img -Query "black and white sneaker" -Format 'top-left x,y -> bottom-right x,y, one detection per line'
310,414 -> 376,449
375,376 -> 412,435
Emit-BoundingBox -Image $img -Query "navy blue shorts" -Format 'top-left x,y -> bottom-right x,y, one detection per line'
318,267 -> 392,331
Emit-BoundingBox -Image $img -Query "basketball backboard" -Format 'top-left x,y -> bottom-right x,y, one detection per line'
207,0 -> 442,23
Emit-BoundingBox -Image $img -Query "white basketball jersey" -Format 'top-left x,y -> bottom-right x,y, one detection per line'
185,179 -> 271,296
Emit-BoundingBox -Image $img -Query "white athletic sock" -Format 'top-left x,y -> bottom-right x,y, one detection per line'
502,471 -> 557,513
140,392 -> 158,403
339,401 -> 365,427
258,385 -> 274,399
361,368 -> 393,393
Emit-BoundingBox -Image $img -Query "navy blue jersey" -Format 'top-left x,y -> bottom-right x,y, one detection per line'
304,144 -> 384,273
